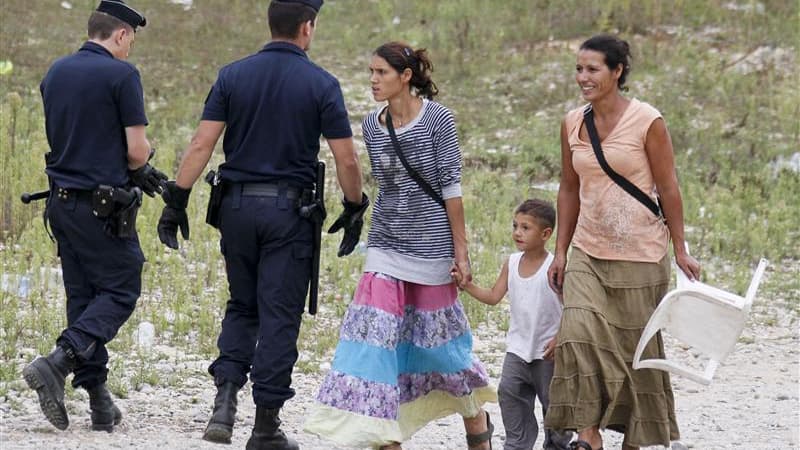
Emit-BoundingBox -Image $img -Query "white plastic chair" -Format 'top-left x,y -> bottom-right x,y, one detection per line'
632,256 -> 768,385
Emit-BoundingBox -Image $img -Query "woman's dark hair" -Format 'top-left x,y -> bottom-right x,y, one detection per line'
374,41 -> 438,99
515,199 -> 556,229
88,11 -> 132,40
268,1 -> 317,39
580,34 -> 632,91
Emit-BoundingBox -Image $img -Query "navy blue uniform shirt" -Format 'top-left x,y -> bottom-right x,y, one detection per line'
41,41 -> 148,190
202,41 -> 352,187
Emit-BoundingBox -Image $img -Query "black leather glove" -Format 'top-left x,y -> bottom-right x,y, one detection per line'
157,181 -> 191,249
327,193 -> 369,257
129,163 -> 168,197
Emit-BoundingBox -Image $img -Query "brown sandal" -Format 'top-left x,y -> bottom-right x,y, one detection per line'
465,411 -> 493,449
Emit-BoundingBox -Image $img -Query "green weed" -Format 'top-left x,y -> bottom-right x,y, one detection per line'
0,0 -> 797,387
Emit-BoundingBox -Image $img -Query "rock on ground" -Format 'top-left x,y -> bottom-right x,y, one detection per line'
1,304 -> 798,450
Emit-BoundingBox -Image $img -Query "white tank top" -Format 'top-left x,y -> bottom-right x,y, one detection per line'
506,251 -> 563,362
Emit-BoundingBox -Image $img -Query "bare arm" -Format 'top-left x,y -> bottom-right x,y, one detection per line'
644,118 -> 701,280
463,259 -> 509,305
174,120 -> 225,189
547,119 -> 580,295
125,125 -> 151,169
446,196 -> 471,286
327,137 -> 363,203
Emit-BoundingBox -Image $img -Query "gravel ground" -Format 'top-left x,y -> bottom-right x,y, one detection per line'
1,296 -> 797,450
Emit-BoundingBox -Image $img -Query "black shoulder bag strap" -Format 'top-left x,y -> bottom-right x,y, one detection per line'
583,105 -> 664,222
385,110 -> 446,209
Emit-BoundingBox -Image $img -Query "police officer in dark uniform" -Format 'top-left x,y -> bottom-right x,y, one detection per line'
22,0 -> 166,433
156,1 -> 367,448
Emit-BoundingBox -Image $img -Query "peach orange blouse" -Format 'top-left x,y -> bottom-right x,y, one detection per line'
566,98 -> 670,263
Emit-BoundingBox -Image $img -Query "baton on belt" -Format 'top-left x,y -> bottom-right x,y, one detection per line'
21,190 -> 50,204
299,161 -> 326,315
22,152 -> 54,203
22,186 -> 140,207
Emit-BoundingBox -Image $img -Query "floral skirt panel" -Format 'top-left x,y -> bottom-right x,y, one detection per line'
304,272 -> 496,449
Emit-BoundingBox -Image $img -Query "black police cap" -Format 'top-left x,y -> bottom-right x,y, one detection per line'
273,0 -> 323,13
96,0 -> 147,30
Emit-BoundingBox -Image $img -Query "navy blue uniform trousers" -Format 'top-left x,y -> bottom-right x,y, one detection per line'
208,188 -> 312,408
47,191 -> 144,389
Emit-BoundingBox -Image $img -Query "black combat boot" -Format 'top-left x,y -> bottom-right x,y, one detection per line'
245,406 -> 299,450
202,381 -> 240,444
22,345 -> 78,430
87,383 -> 122,432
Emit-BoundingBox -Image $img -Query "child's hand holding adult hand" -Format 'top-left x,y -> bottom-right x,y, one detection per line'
450,258 -> 472,290
450,265 -> 464,287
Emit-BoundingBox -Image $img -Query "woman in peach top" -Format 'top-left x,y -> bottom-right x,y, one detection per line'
545,34 -> 701,450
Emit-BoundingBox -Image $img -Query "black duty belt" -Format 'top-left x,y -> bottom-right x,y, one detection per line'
54,186 -> 93,202
241,183 -> 301,199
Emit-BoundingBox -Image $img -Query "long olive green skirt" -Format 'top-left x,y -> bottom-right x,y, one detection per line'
544,248 -> 679,448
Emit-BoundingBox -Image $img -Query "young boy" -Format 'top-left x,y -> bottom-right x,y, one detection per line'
454,199 -> 572,450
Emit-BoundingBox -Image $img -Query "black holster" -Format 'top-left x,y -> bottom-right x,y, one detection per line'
205,170 -> 225,229
92,185 -> 142,238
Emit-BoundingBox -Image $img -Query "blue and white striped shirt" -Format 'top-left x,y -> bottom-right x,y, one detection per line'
362,99 -> 463,285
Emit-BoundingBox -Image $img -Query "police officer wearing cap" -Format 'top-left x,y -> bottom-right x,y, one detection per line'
156,0 -> 367,448
22,0 -> 166,433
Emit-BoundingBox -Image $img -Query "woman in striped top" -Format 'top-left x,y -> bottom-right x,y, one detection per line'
305,42 -> 496,449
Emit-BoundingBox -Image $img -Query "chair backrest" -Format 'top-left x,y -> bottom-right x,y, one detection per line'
675,257 -> 768,311
633,255 -> 769,385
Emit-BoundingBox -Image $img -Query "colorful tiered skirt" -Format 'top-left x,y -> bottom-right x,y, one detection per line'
305,272 -> 496,448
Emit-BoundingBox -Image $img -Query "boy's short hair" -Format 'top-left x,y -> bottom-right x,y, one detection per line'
515,199 -> 556,229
